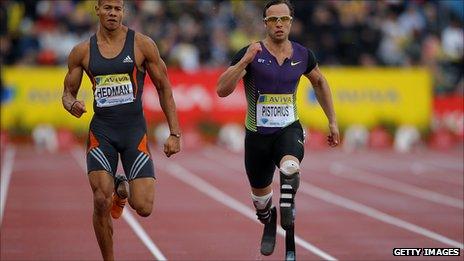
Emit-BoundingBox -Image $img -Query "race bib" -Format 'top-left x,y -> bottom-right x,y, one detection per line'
256,94 -> 295,127
94,73 -> 134,107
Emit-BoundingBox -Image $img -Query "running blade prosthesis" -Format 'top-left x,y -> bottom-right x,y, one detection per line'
280,172 -> 299,261
285,224 -> 296,261
260,206 -> 277,256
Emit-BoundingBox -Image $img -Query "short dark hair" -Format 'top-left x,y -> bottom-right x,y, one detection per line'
262,0 -> 294,18
97,0 -> 124,6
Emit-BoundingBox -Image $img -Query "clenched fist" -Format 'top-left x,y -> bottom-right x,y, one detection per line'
241,42 -> 262,65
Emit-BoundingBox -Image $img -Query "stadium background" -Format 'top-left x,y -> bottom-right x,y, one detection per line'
0,1 -> 463,260
1,0 -> 463,148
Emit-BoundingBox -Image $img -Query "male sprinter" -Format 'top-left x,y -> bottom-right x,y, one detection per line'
216,0 -> 339,260
62,0 -> 181,260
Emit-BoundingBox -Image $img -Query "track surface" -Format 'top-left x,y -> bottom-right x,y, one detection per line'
1,143 -> 463,260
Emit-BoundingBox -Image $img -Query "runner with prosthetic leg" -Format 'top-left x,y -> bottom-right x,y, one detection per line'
216,1 -> 339,260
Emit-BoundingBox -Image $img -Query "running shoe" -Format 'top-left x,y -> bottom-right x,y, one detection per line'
111,174 -> 128,219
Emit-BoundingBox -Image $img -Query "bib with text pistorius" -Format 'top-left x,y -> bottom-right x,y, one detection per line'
256,94 -> 295,127
94,73 -> 134,107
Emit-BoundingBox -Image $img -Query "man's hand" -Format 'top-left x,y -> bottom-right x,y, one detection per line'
68,100 -> 87,118
241,42 -> 262,64
327,123 -> 340,147
164,136 -> 180,157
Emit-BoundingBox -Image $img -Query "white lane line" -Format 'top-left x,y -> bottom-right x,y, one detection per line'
424,160 -> 463,172
362,152 -> 463,175
299,181 -> 464,249
202,146 -> 242,171
159,160 -> 337,261
352,162 -> 462,185
329,163 -> 463,209
331,153 -> 463,186
123,210 -> 167,261
208,145 -> 464,249
71,148 -> 167,261
0,146 -> 16,226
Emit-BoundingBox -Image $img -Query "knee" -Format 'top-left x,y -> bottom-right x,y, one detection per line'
280,159 -> 300,193
280,159 -> 300,176
130,200 -> 153,217
136,205 -> 153,217
93,191 -> 112,215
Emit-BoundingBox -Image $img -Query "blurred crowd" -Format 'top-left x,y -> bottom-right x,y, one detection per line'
0,0 -> 463,94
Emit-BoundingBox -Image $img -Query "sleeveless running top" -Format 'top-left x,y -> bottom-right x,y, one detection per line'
89,29 -> 146,123
231,41 -> 317,134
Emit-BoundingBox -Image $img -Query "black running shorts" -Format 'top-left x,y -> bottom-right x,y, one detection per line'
244,120 -> 305,189
86,116 -> 155,180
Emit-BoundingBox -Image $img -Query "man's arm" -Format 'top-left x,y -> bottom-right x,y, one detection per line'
305,66 -> 340,147
216,43 -> 261,97
62,44 -> 87,118
140,35 -> 180,157
216,63 -> 247,97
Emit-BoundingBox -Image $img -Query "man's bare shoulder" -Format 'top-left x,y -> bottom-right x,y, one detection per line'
134,32 -> 156,50
68,40 -> 90,63
73,40 -> 91,55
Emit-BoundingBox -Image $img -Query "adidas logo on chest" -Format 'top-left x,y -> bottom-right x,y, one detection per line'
123,55 -> 133,63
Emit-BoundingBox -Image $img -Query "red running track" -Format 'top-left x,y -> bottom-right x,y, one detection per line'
1,143 -> 463,260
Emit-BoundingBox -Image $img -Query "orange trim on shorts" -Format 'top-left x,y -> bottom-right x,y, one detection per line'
137,134 -> 150,155
132,67 -> 139,98
87,130 -> 100,153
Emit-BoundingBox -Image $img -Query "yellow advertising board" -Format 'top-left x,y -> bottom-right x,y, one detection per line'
1,67 -> 432,133
1,67 -> 94,132
296,67 -> 432,131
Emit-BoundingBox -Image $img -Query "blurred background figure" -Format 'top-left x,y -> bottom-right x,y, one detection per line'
394,125 -> 421,153
31,124 -> 57,152
343,125 -> 369,153
217,123 -> 244,153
